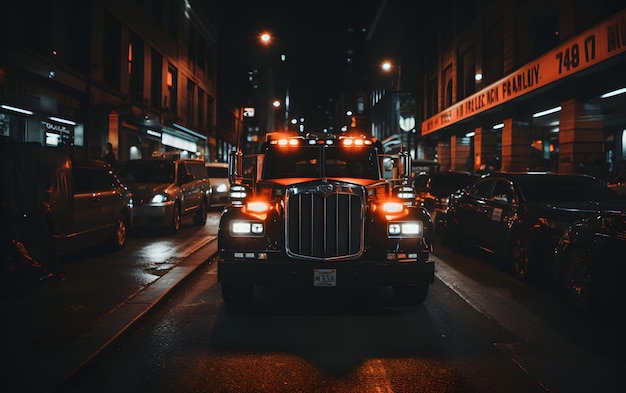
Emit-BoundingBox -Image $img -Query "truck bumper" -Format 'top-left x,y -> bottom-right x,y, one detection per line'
218,259 -> 435,288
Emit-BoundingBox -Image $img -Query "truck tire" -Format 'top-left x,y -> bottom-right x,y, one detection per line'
392,283 -> 428,306
221,283 -> 253,306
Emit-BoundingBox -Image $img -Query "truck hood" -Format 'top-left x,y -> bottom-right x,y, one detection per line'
263,177 -> 384,188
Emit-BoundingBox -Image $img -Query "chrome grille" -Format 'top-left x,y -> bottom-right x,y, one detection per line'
286,187 -> 364,260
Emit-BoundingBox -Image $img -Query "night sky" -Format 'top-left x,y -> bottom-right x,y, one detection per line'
215,0 -> 427,130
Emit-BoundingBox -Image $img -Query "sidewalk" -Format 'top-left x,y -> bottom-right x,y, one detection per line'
1,235 -> 218,393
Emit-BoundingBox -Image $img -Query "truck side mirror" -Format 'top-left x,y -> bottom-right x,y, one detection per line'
397,151 -> 412,184
228,149 -> 244,184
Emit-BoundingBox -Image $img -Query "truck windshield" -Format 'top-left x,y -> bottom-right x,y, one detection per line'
264,145 -> 380,180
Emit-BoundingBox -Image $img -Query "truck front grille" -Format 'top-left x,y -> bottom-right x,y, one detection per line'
286,191 -> 364,260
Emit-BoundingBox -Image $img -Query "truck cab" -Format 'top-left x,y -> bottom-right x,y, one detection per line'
217,133 -> 434,306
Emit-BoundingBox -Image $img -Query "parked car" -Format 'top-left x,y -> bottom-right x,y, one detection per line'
50,159 -> 133,254
607,170 -> 626,196
413,171 -> 479,234
443,172 -> 626,281
554,212 -> 626,310
205,162 -> 230,208
2,143 -> 132,281
116,158 -> 210,232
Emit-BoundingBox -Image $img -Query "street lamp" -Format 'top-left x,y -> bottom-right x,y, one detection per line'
381,60 -> 402,90
260,32 -> 271,45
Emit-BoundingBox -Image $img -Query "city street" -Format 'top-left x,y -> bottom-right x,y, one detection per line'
3,210 -> 622,392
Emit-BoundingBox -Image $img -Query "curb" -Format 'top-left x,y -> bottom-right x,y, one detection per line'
49,236 -> 219,391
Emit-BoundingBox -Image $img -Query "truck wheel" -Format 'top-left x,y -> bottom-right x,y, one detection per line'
221,283 -> 253,306
194,199 -> 207,225
392,283 -> 428,306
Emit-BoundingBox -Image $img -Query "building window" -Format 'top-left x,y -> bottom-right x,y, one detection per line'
129,33 -> 144,102
151,0 -> 164,25
533,9 -> 560,58
168,0 -> 178,41
198,88 -> 205,128
187,79 -> 196,125
103,11 -> 121,90
427,78 -> 438,117
150,49 -> 163,110
188,26 -> 197,64
465,64 -> 476,97
483,19 -> 504,85
198,38 -> 207,71
167,65 -> 178,115
445,80 -> 453,108
207,96 -> 214,137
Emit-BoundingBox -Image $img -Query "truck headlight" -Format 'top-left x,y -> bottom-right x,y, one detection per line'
231,220 -> 264,235
388,221 -> 422,237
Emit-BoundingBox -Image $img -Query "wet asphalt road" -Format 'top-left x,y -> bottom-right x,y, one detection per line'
2,209 -> 626,392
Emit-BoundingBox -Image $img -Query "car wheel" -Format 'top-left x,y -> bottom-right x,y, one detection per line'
110,215 -> 128,250
170,204 -> 182,232
392,283 -> 429,306
562,248 -> 594,310
194,199 -> 207,225
510,232 -> 531,280
221,283 -> 253,306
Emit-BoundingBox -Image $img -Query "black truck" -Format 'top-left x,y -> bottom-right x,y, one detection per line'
217,133 -> 435,306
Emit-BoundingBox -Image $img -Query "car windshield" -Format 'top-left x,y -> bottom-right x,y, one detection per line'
263,145 -> 380,180
117,161 -> 175,183
207,166 -> 228,178
416,173 -> 477,196
516,175 -> 622,204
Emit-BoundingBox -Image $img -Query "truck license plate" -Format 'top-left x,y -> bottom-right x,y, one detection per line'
313,268 -> 336,287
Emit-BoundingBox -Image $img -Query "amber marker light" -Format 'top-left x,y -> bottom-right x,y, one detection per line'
246,201 -> 271,213
382,201 -> 404,214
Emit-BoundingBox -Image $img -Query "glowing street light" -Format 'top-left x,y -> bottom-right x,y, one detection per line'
381,60 -> 402,90
260,32 -> 271,45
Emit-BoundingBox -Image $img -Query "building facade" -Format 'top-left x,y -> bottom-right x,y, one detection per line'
418,0 -> 626,177
1,0 -> 220,163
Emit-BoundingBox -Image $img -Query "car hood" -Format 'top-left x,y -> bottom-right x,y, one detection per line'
528,200 -> 626,221
124,182 -> 170,198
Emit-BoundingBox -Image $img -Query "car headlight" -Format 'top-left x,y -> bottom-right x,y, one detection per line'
216,183 -> 228,193
151,194 -> 168,203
